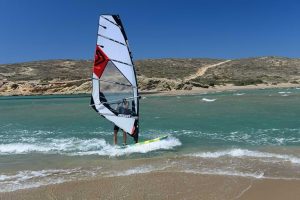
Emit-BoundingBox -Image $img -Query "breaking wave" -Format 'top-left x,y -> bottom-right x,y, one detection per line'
168,128 -> 300,146
233,93 -> 245,96
202,98 -> 216,102
182,169 -> 264,179
0,137 -> 181,157
107,164 -> 169,177
278,91 -> 292,94
0,167 -> 101,192
187,148 -> 300,164
73,136 -> 181,157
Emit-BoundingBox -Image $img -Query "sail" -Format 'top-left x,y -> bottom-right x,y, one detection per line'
91,15 -> 139,138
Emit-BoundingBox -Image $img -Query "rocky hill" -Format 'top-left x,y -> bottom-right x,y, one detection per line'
0,57 -> 300,96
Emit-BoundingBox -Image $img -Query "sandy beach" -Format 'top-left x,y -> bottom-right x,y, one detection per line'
1,172 -> 300,200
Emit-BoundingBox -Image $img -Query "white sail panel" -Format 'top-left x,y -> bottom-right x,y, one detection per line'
106,116 -> 136,134
97,36 -> 132,65
101,15 -> 117,25
133,88 -> 138,114
92,73 -> 101,104
99,18 -> 126,45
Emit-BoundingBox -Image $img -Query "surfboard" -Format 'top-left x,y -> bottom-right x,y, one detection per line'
119,135 -> 168,148
135,135 -> 168,145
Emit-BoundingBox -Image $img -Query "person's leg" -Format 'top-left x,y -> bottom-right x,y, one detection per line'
133,121 -> 139,143
123,131 -> 127,145
113,125 -> 119,145
134,132 -> 138,143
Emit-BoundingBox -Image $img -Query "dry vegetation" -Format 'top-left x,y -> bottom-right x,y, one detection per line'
0,56 -> 300,96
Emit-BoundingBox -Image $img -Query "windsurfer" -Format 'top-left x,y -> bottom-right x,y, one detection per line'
91,15 -> 140,147
113,99 -> 131,145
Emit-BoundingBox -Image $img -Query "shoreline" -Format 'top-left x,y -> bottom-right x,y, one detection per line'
0,83 -> 299,97
1,172 -> 300,200
144,83 -> 300,96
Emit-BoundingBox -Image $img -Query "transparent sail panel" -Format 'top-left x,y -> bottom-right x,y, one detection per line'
99,61 -> 136,116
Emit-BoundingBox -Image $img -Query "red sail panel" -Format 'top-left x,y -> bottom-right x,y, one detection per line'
93,45 -> 109,78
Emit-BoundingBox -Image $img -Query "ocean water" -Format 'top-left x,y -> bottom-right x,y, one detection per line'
0,88 -> 300,192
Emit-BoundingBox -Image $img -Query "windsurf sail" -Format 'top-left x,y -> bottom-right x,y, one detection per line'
90,15 -> 139,140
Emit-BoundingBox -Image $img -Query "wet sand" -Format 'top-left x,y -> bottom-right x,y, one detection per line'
1,172 -> 300,200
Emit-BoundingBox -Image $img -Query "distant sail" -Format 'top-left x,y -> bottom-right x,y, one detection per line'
91,15 -> 139,137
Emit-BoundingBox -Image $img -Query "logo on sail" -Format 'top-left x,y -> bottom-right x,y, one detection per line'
93,45 -> 109,77
94,46 -> 106,65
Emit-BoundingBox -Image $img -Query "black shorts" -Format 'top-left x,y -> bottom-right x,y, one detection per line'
114,125 -> 119,131
114,125 -> 139,142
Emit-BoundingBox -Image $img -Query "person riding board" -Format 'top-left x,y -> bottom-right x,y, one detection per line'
98,92 -> 138,145
113,99 -> 139,145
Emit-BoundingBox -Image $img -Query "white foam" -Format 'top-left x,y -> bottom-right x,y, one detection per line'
163,128 -> 300,146
0,138 -> 107,155
188,149 -> 300,164
74,136 -> 181,157
182,169 -> 300,181
0,136 -> 181,157
234,93 -> 245,96
202,98 -> 216,102
113,166 -> 156,176
107,165 -> 168,177
0,174 -> 10,181
278,91 -> 291,94
183,169 -> 264,179
0,168 -> 85,192
0,143 -> 50,154
0,163 -> 169,192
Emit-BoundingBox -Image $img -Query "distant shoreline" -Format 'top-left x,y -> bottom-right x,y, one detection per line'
142,83 -> 300,96
0,83 -> 299,97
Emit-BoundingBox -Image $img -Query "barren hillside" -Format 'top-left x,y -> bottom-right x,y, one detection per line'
0,56 -> 299,96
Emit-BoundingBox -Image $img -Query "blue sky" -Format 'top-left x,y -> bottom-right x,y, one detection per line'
0,0 -> 300,64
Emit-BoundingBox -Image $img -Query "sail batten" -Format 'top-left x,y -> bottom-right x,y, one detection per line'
91,15 -> 139,138
91,95 -> 141,106
110,59 -> 133,67
98,34 -> 127,46
101,16 -> 119,26
92,78 -> 135,87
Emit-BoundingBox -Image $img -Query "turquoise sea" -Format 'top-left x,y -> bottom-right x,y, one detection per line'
0,88 -> 300,192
